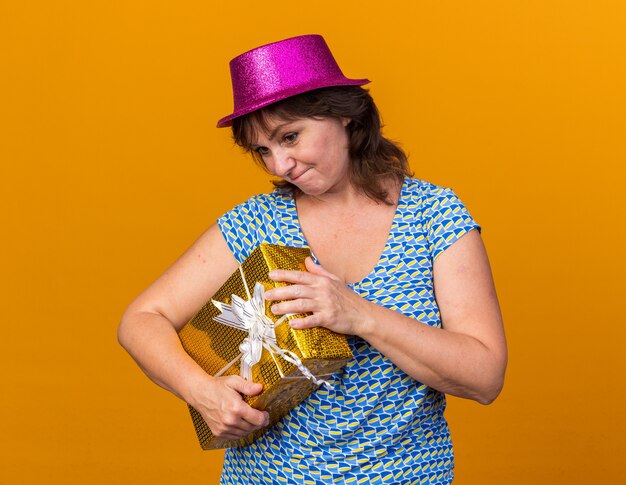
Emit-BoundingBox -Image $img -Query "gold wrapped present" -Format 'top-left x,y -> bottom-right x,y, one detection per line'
178,243 -> 353,449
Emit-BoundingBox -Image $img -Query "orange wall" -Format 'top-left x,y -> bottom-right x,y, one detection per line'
2,1 -> 625,483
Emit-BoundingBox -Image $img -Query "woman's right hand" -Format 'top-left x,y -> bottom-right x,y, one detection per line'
118,224 -> 270,441
187,374 -> 270,441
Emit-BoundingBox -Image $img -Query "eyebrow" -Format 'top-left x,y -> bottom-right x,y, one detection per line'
252,121 -> 293,148
251,121 -> 295,149
268,121 -> 295,141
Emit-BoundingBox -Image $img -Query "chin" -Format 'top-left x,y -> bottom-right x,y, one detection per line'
298,185 -> 327,196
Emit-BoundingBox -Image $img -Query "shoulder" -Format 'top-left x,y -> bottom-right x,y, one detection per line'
401,178 -> 472,215
398,177 -> 480,259
402,177 -> 455,200
218,188 -> 295,262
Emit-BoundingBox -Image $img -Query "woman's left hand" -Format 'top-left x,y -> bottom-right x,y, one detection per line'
264,257 -> 370,336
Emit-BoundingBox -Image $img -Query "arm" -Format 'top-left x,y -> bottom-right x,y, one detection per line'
118,224 -> 269,440
265,229 -> 507,404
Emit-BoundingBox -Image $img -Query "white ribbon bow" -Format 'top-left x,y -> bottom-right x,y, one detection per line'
212,267 -> 331,390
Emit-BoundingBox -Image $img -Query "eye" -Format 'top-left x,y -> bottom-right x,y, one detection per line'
254,146 -> 270,156
283,132 -> 298,144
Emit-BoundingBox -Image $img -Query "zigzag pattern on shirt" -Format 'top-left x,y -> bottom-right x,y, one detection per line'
218,178 -> 479,485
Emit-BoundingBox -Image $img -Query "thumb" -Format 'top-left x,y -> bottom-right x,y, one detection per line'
305,256 -> 340,280
228,376 -> 264,396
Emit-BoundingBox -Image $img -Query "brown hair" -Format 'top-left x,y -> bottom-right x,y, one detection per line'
231,86 -> 411,204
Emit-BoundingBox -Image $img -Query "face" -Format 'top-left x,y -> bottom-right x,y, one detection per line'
250,116 -> 352,196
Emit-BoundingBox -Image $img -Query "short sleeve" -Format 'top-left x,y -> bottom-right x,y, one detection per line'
217,197 -> 261,263
426,185 -> 481,260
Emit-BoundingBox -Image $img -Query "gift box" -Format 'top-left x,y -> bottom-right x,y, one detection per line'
178,243 -> 353,449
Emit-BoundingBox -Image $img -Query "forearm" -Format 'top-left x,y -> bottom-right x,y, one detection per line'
118,310 -> 271,440
117,311 -> 208,404
358,301 -> 506,404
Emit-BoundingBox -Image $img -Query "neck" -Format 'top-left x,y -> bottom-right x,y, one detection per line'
297,176 -> 402,209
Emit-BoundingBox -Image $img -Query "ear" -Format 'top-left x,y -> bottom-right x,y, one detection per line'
340,117 -> 352,127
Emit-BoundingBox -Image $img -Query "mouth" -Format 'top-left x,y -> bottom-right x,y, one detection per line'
289,168 -> 309,182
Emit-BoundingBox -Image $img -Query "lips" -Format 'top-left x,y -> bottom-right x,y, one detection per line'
289,168 -> 309,181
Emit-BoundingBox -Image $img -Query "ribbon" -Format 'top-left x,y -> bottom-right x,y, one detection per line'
212,267 -> 331,390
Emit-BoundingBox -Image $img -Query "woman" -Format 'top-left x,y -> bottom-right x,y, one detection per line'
118,34 -> 507,484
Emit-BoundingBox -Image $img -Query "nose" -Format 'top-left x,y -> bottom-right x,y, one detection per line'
271,147 -> 296,178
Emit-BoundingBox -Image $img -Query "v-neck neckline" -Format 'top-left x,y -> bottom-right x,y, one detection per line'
285,177 -> 408,287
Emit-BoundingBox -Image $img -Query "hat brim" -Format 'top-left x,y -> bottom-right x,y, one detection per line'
216,78 -> 371,128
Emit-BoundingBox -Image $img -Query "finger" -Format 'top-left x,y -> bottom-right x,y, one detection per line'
288,314 -> 321,329
271,298 -> 317,316
205,409 -> 259,437
219,412 -> 268,439
268,268 -> 316,285
223,378 -> 270,427
304,257 -> 339,280
226,376 -> 264,397
212,407 -> 267,438
222,413 -> 266,432
212,419 -> 259,439
209,403 -> 268,435
240,408 -> 270,428
216,419 -> 258,436
265,284 -> 313,301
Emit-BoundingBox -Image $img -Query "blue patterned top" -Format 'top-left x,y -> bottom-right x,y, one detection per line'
217,178 -> 480,485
